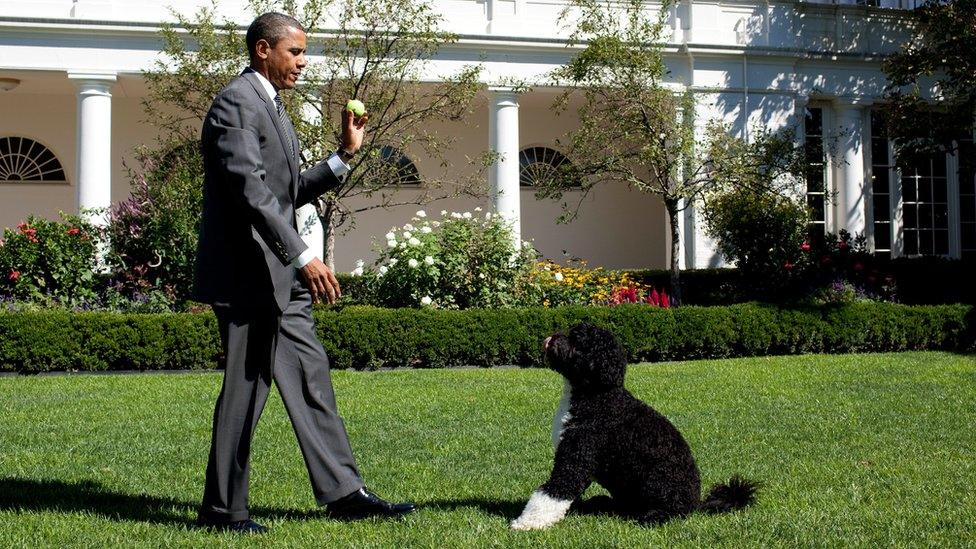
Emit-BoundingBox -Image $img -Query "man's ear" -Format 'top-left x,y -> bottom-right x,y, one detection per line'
254,38 -> 271,60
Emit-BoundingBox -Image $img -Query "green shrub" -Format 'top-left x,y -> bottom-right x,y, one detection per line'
354,209 -> 539,308
107,140 -> 203,305
0,213 -> 101,306
0,303 -> 968,372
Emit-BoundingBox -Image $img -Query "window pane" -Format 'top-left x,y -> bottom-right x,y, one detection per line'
961,198 -> 975,223
919,231 -> 933,254
934,230 -> 949,255
904,204 -> 917,228
934,205 -> 948,229
933,157 -> 946,177
903,179 -> 917,202
919,180 -> 932,202
962,223 -> 976,250
934,180 -> 947,203
873,195 -> 890,221
919,205 -> 933,227
872,169 -> 889,194
874,223 -> 891,249
808,196 -> 825,221
871,138 -> 888,163
904,229 -> 918,255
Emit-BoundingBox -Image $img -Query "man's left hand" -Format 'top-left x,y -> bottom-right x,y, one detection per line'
340,105 -> 368,154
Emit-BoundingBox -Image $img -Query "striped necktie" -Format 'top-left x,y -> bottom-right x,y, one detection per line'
273,94 -> 296,159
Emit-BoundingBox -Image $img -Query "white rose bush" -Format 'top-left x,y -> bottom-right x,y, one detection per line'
354,210 -> 540,308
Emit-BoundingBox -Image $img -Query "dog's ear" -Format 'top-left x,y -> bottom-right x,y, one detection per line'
568,323 -> 627,389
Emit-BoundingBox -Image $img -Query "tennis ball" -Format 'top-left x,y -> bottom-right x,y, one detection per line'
346,99 -> 366,116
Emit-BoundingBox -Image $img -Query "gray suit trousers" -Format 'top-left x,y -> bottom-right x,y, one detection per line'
199,278 -> 364,522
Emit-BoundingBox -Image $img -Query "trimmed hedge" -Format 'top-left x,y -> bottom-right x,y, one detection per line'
0,303 -> 971,373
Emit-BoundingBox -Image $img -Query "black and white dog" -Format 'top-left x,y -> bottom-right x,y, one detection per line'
511,323 -> 758,530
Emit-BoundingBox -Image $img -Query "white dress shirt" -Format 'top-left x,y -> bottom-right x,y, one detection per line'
246,68 -> 348,269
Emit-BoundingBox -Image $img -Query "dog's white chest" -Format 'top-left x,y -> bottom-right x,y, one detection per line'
551,379 -> 573,449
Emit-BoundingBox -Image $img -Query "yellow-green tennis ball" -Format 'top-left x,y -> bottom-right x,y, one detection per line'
346,99 -> 366,116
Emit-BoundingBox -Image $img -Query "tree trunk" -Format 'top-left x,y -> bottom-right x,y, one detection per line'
322,200 -> 337,271
666,199 -> 683,306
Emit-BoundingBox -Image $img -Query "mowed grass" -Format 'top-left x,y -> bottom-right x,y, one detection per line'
1,352 -> 974,548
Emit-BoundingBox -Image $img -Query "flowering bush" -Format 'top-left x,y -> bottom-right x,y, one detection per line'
800,230 -> 896,304
528,258 -> 671,307
107,140 -> 203,304
0,214 -> 101,306
354,209 -> 539,308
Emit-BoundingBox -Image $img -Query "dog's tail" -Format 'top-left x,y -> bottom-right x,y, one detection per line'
698,475 -> 759,514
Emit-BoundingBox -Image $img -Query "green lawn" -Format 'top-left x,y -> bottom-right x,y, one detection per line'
1,352 -> 974,548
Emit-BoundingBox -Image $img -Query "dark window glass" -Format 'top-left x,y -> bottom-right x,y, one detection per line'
379,146 -> 422,186
904,204 -> 917,228
934,230 -> 949,254
519,147 -> 574,187
0,136 -> 67,183
873,195 -> 890,221
903,180 -> 917,202
961,199 -> 975,223
904,229 -> 918,255
875,226 -> 891,250
872,169 -> 889,194
919,231 -> 933,255
962,224 -> 976,250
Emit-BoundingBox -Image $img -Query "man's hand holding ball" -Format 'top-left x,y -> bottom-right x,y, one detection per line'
339,99 -> 368,162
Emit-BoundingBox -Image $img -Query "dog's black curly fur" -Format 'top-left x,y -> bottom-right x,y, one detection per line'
538,322 -> 758,524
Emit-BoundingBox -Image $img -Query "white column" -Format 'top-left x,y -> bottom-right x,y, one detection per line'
488,87 -> 521,247
68,71 -> 116,227
832,98 -> 869,237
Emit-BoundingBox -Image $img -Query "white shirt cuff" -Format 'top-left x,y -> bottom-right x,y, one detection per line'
327,152 -> 350,177
291,247 -> 317,269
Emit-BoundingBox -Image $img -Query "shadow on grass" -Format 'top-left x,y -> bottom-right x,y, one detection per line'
0,477 -> 317,527
423,498 -> 525,518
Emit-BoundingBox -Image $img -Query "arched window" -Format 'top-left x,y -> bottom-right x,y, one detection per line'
519,146 -> 575,187
379,145 -> 421,186
0,137 -> 67,183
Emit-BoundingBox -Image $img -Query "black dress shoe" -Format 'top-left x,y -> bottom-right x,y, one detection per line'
325,488 -> 417,520
196,517 -> 269,534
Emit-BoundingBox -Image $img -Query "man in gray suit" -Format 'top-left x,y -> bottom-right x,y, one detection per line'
193,12 -> 415,534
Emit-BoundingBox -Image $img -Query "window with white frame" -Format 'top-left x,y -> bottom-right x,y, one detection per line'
804,106 -> 827,243
519,146 -> 575,188
0,136 -> 67,183
378,145 -> 421,186
869,113 -> 893,257
898,150 -> 950,256
959,136 -> 976,258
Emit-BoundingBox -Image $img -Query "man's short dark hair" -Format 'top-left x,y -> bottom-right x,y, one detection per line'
246,12 -> 304,61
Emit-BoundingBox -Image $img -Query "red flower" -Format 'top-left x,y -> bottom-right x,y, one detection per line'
8,270 -> 19,281
801,241 -> 811,252
647,288 -> 660,306
67,227 -> 80,236
838,240 -> 849,250
17,222 -> 28,232
660,291 -> 670,309
784,261 -> 794,271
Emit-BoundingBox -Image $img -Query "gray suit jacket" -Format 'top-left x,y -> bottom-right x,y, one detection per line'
193,70 -> 342,312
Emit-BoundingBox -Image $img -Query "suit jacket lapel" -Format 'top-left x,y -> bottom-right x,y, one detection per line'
241,71 -> 300,188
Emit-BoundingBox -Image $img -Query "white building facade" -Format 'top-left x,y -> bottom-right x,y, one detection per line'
0,0 -> 971,272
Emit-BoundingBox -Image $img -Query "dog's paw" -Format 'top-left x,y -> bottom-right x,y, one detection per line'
510,518 -> 548,531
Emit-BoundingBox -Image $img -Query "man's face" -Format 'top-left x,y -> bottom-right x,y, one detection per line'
256,25 -> 307,90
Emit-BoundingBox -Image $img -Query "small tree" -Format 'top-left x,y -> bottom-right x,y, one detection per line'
540,0 -> 714,304
882,0 -> 976,159
140,0 -> 491,269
